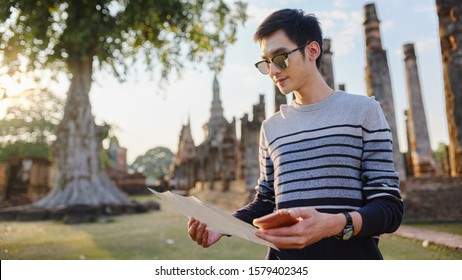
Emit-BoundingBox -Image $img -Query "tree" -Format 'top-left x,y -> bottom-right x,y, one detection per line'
130,147 -> 174,185
0,88 -> 63,161
0,1 -> 247,209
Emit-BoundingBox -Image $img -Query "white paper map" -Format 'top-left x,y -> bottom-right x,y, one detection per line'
148,188 -> 277,249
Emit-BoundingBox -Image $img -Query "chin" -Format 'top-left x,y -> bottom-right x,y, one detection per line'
277,85 -> 292,95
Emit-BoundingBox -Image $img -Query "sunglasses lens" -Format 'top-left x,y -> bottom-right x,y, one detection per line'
256,61 -> 269,74
273,55 -> 288,69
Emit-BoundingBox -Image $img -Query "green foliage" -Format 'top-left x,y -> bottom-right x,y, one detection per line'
0,0 -> 248,80
129,147 -> 175,184
0,88 -> 63,162
0,88 -> 63,144
0,141 -> 51,162
433,142 -> 447,163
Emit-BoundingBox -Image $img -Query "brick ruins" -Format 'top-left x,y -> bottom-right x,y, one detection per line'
169,75 -> 265,199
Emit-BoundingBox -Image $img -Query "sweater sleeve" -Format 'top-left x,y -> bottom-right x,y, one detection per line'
357,99 -> 404,237
233,122 -> 276,224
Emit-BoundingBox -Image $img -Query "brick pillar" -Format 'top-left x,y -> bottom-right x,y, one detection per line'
0,163 -> 8,202
436,0 -> 462,176
404,109 -> 414,177
320,38 -> 335,89
274,85 -> 286,112
364,3 -> 406,179
403,43 -> 436,176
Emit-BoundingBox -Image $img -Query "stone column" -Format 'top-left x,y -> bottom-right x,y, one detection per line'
364,3 -> 406,179
0,163 -> 8,202
404,110 -> 414,177
436,0 -> 462,176
403,43 -> 436,176
274,85 -> 286,112
320,38 -> 335,89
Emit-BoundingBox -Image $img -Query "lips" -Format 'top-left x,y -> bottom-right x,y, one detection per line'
276,77 -> 288,85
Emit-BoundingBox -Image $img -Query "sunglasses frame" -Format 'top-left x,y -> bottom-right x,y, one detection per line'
254,41 -> 311,75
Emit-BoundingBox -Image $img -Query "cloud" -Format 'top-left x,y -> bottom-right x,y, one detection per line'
227,63 -> 261,86
390,37 -> 439,58
381,20 -> 394,32
333,0 -> 348,8
415,37 -> 439,52
315,10 -> 363,56
246,3 -> 277,24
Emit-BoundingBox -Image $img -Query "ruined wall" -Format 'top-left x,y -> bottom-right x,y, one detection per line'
274,85 -> 287,112
403,177 -> 462,222
239,94 -> 265,191
320,38 -> 335,89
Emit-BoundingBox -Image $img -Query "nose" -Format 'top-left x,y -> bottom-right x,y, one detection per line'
268,61 -> 281,76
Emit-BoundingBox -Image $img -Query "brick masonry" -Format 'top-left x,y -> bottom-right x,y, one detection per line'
402,177 -> 462,222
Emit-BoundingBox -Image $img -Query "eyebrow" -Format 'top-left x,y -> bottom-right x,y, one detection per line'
261,47 -> 290,59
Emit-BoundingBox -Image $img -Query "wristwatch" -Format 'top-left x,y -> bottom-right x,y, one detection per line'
336,212 -> 354,241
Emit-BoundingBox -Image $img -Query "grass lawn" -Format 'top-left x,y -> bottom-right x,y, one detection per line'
402,222 -> 462,236
1,197 -> 461,260
0,201 -> 267,260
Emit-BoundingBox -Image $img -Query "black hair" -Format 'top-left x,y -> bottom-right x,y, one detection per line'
254,9 -> 323,68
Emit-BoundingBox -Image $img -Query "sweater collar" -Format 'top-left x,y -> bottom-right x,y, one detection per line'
287,91 -> 342,112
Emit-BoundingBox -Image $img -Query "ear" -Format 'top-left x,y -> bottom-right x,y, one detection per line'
305,41 -> 321,61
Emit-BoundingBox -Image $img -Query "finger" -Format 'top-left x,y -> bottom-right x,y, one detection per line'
256,231 -> 306,249
188,217 -> 196,227
201,227 -> 210,247
195,223 -> 205,245
188,220 -> 199,240
288,207 -> 314,219
258,223 -> 299,236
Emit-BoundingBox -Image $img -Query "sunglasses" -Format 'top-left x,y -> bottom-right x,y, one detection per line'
254,41 -> 311,75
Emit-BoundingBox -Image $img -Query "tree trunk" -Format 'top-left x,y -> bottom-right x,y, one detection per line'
34,58 -> 131,209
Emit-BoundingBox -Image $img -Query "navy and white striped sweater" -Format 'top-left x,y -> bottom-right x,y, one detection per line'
233,91 -> 404,259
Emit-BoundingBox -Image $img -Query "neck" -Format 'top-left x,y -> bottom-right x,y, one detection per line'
293,71 -> 334,105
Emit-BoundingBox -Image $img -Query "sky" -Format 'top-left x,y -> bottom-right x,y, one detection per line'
1,0 -> 449,164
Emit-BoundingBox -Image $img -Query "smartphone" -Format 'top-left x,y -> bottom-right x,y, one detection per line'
253,210 -> 299,229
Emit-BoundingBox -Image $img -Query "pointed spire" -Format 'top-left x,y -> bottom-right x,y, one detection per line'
213,74 -> 220,102
210,74 -> 224,118
205,74 -> 228,140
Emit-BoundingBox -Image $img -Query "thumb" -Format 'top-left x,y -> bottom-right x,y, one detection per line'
289,207 -> 315,219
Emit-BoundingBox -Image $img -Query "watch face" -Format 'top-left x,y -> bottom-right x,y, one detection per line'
343,227 -> 354,240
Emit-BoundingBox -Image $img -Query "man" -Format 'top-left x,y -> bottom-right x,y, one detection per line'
188,8 -> 403,260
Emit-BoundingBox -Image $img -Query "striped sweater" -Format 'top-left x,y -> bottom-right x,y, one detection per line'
234,91 -> 404,260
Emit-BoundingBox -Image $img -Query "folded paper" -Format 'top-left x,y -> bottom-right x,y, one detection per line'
148,188 -> 277,250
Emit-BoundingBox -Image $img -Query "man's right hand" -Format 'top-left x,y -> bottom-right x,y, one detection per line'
188,217 -> 224,248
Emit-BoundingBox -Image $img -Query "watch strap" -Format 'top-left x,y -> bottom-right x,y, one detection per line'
335,212 -> 354,240
343,212 -> 352,226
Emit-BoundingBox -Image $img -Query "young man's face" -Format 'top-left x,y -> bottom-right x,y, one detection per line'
259,29 -> 311,95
